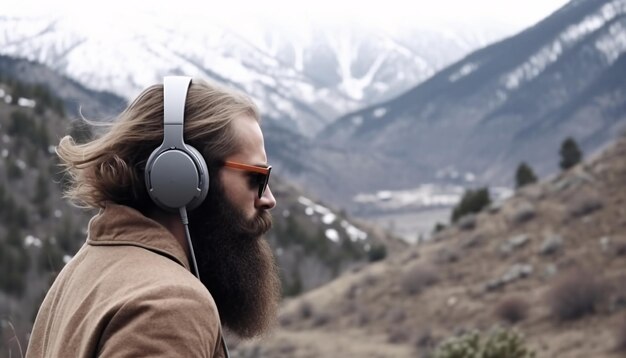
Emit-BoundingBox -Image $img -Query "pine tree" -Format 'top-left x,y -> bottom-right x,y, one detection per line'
515,162 -> 538,188
560,137 -> 583,170
33,173 -> 50,205
451,187 -> 491,223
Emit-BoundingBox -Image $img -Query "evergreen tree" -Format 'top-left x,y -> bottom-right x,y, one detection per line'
33,173 -> 50,205
451,187 -> 491,223
560,137 -> 583,170
515,162 -> 538,188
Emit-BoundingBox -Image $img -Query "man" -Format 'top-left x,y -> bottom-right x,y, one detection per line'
26,77 -> 281,357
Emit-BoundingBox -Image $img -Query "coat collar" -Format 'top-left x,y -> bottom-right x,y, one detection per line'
87,202 -> 191,271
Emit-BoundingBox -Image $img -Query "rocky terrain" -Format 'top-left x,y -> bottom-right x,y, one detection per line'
230,134 -> 626,357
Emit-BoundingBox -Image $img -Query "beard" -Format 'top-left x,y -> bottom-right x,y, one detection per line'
187,177 -> 281,338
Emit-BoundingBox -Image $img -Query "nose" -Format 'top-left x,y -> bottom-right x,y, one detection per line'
257,185 -> 276,211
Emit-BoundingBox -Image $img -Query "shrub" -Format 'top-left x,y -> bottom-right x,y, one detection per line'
432,328 -> 535,358
515,162 -> 537,189
388,325 -> 411,343
547,270 -> 607,321
312,311 -> 330,327
433,222 -> 447,234
298,301 -> 313,319
494,295 -> 529,324
401,264 -> 439,295
451,187 -> 491,223
367,243 -> 387,262
616,316 -> 626,353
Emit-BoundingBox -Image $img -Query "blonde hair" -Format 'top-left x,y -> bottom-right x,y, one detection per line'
57,78 -> 260,210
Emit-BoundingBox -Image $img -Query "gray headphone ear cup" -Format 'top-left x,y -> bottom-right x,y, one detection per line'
183,144 -> 209,211
145,146 -> 208,212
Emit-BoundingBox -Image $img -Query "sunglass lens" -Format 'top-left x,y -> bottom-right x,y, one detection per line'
258,167 -> 271,198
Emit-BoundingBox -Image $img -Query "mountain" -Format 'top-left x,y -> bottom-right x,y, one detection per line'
0,55 -> 125,118
231,130 -> 626,358
0,57 -> 402,356
0,13 -> 514,136
318,0 -> 626,197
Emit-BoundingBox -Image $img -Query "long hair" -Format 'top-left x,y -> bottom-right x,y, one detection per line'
57,78 -> 259,211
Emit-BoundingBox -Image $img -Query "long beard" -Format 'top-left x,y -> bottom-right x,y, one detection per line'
188,179 -> 281,338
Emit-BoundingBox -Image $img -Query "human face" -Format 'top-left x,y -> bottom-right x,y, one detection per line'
219,115 -> 276,219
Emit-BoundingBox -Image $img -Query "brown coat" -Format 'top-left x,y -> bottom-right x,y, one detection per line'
26,203 -> 227,358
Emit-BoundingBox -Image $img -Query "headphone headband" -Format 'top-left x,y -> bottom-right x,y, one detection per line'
164,76 -> 191,125
144,76 -> 209,212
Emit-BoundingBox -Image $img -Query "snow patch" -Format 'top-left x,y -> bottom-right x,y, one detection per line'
449,63 -> 478,82
1,149 -> 8,158
54,210 -> 63,218
351,115 -> 363,126
340,220 -> 368,242
325,228 -> 340,243
17,97 -> 36,108
24,235 -> 42,248
322,213 -> 336,225
595,18 -> 626,64
373,107 -> 387,118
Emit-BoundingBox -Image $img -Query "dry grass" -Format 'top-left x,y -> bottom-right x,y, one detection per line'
547,270 -> 608,321
401,264 -> 439,295
494,295 -> 529,324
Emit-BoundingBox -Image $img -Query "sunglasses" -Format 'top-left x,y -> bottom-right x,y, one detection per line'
223,160 -> 272,198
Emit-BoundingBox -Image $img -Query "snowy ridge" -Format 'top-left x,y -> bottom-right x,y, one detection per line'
502,0 -> 626,91
0,14 -> 516,136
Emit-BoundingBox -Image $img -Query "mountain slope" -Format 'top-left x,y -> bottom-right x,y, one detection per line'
232,127 -> 626,358
319,0 -> 626,195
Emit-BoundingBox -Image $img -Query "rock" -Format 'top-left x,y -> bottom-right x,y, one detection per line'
510,201 -> 536,224
457,214 -> 477,230
500,234 -> 530,255
540,234 -> 563,255
488,201 -> 504,214
518,185 -> 545,200
502,263 -> 533,283
599,236 -> 611,253
568,194 -> 603,218
484,263 -> 533,291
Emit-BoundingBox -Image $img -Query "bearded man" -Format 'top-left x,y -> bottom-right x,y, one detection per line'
26,77 -> 281,358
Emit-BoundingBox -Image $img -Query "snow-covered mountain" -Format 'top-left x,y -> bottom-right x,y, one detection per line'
0,13 -> 514,136
315,0 -> 626,198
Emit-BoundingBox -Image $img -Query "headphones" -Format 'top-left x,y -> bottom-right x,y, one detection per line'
144,76 -> 209,213
143,76 -> 231,358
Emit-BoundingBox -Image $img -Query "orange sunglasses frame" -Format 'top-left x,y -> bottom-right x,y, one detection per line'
223,160 -> 272,198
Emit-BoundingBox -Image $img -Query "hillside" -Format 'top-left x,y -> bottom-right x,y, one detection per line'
0,62 -> 402,357
230,134 -> 626,357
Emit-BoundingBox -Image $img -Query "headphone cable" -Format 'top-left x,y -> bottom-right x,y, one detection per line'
179,206 -> 200,280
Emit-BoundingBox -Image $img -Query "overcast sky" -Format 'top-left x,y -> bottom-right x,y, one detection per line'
7,0 -> 571,31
